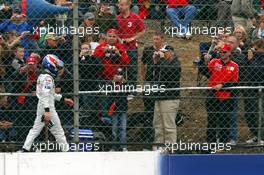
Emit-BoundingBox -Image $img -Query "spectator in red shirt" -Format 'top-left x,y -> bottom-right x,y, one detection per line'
116,0 -> 145,86
94,28 -> 130,80
205,43 -> 239,143
93,28 -> 130,121
164,0 -> 197,38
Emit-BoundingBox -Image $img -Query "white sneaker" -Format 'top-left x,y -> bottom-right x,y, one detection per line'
246,137 -> 257,144
229,140 -> 236,146
259,140 -> 264,145
122,148 -> 128,152
185,30 -> 192,39
176,32 -> 185,38
127,95 -> 134,101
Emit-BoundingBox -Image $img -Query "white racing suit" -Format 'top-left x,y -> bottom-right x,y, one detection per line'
23,73 -> 69,152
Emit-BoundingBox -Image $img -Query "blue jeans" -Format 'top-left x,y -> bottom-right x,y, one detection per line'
127,49 -> 138,85
230,98 -> 238,141
166,5 -> 197,33
0,127 -> 17,142
112,112 -> 127,150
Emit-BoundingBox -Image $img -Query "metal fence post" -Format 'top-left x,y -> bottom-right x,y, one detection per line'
73,0 -> 79,151
258,88 -> 263,145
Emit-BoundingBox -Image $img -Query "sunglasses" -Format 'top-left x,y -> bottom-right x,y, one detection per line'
219,51 -> 228,54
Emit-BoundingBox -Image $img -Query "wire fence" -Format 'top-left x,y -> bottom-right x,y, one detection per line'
0,0 -> 264,153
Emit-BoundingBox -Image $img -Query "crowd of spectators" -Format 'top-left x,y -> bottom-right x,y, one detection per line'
0,0 -> 264,151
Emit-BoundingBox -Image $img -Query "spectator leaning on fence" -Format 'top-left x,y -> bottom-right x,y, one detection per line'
163,0 -> 197,39
204,43 -> 239,143
152,45 -> 181,150
242,39 -> 264,144
116,0 -> 145,86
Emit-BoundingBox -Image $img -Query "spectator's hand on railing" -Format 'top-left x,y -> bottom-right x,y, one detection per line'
212,84 -> 223,90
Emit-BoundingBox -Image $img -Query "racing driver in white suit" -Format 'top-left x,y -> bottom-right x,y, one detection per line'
22,54 -> 74,152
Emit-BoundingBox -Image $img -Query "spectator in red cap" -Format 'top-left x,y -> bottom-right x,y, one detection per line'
94,28 -> 130,81
204,43 -> 239,143
93,28 -> 130,125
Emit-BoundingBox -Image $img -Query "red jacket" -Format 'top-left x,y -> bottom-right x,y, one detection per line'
93,42 -> 130,80
261,0 -> 264,9
208,59 -> 239,101
166,0 -> 189,8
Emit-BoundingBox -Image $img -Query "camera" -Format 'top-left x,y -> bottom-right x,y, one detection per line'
105,46 -> 117,58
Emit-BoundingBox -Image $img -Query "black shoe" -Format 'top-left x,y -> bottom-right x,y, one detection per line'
22,148 -> 30,152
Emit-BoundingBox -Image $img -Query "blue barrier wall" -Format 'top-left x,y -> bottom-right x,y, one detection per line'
159,154 -> 264,175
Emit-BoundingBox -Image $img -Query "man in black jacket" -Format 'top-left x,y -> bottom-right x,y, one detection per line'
141,31 -> 167,147
243,39 -> 264,144
79,42 -> 103,128
152,45 -> 181,148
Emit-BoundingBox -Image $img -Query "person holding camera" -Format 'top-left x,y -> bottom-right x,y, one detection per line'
243,39 -> 264,144
93,28 -> 130,128
79,42 -> 103,127
141,31 -> 167,148
151,45 -> 181,150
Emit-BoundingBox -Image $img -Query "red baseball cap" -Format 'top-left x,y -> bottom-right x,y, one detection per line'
107,28 -> 117,35
220,43 -> 232,52
26,56 -> 37,65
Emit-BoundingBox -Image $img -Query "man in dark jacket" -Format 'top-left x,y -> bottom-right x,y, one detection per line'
79,42 -> 103,127
152,45 -> 181,148
141,31 -> 167,146
243,39 -> 264,144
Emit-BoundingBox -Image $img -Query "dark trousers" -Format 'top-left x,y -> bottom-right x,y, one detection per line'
243,90 -> 260,137
206,92 -> 234,143
126,49 -> 138,85
142,96 -> 155,144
